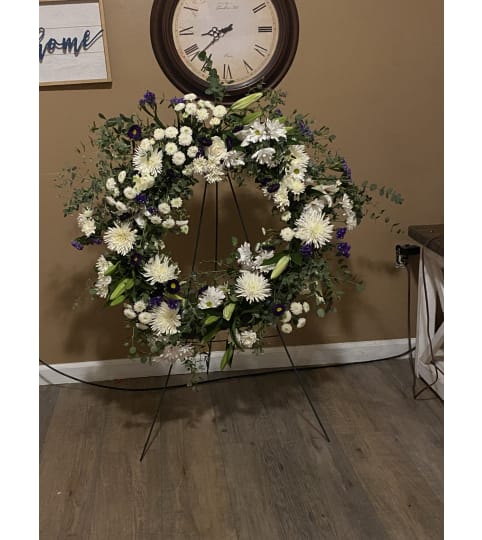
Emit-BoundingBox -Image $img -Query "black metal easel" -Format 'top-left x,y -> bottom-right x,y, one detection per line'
139,177 -> 330,461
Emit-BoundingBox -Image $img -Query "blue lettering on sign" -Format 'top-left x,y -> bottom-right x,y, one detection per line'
39,27 -> 104,62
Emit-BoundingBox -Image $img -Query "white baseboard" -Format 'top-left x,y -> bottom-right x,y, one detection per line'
39,338 -> 412,385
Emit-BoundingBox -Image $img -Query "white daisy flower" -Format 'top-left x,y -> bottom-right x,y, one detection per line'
235,271 -> 271,303
158,202 -> 171,214
289,144 -> 310,164
94,275 -> 111,298
172,151 -> 186,166
265,118 -> 287,141
252,147 -> 276,167
240,120 -> 267,147
153,128 -> 165,140
138,312 -> 153,324
118,170 -> 127,183
142,254 -> 179,285
162,218 -> 175,229
280,227 -> 295,242
239,330 -> 257,348
123,308 -> 136,320
178,133 -> 193,146
290,302 -> 303,315
170,197 -> 183,208
123,187 -> 137,200
294,208 -> 334,248
296,318 -> 307,329
134,300 -> 147,313
164,142 -> 178,156
104,223 -> 137,255
187,145 -> 199,158
165,126 -> 179,139
281,323 -> 293,334
154,344 -> 194,364
150,303 -> 182,336
198,286 -> 226,309
213,105 -> 227,118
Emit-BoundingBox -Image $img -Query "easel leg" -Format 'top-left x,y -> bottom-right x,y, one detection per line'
277,326 -> 331,442
139,364 -> 173,462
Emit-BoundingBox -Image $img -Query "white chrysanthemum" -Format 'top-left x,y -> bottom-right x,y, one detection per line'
239,330 -> 257,348
280,227 -> 295,242
187,145 -> 199,158
235,271 -> 271,303
96,255 -> 111,275
133,146 -> 163,176
272,186 -> 290,210
158,202 -> 171,215
290,302 -> 303,315
185,102 -> 197,115
170,197 -> 182,208
303,302 -> 310,313
281,323 -> 293,334
94,275 -> 111,298
106,177 -> 116,191
133,300 -> 146,313
80,218 -> 96,237
115,201 -> 128,213
150,303 -> 181,336
213,105 -> 227,118
133,174 -> 154,192
209,117 -> 221,127
252,147 -> 276,167
296,318 -> 306,329
123,186 -> 137,200
265,118 -> 287,141
104,223 -> 137,255
123,308 -> 136,320
192,157 -> 209,174
164,142 -> 178,156
118,170 -> 127,183
180,126 -> 192,135
154,344 -> 194,364
178,133 -> 192,146
165,126 -> 179,139
142,254 -> 179,285
198,286 -> 226,309
196,108 -> 209,122
172,151 -> 186,166
174,102 -> 185,112
281,211 -> 291,222
138,311 -> 153,324
184,93 -> 197,101
281,310 -> 292,323
224,150 -> 245,168
150,216 -> 163,225
162,218 -> 175,229
153,128 -> 165,140
294,208 -> 334,248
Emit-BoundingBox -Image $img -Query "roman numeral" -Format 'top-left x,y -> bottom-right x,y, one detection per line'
184,43 -> 199,61
179,26 -> 194,36
183,6 -> 198,12
252,3 -> 266,14
254,44 -> 268,56
258,26 -> 272,32
243,59 -> 253,72
223,64 -> 232,79
201,59 -> 209,72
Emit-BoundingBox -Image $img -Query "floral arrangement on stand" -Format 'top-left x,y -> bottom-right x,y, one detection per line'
60,55 -> 402,375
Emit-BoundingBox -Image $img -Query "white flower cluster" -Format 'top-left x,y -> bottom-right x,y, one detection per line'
94,255 -> 112,298
236,241 -> 275,272
77,208 -> 96,237
280,301 -> 310,334
123,300 -> 154,330
153,344 -> 195,365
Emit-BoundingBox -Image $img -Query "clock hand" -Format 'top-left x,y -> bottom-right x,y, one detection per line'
200,24 -> 234,55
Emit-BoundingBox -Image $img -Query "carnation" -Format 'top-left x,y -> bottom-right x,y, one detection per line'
281,323 -> 293,334
123,187 -> 137,199
178,133 -> 193,146
106,177 -> 116,191
153,128 -> 165,140
158,202 -> 171,214
162,218 -> 175,229
134,300 -> 146,313
165,142 -> 178,156
187,146 -> 199,158
165,126 -> 179,138
172,151 -> 186,166
213,105 -> 227,118
123,308 -> 136,320
239,330 -> 257,348
290,302 -> 303,315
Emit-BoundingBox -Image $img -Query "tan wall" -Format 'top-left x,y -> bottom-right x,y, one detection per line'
39,0 -> 443,363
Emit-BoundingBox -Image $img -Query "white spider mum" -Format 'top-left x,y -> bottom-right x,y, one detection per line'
149,303 -> 181,336
142,255 -> 179,285
235,271 -> 271,303
94,275 -> 111,298
103,223 -> 137,255
294,208 -> 334,248
198,286 -> 226,309
96,255 -> 111,275
133,146 -> 163,176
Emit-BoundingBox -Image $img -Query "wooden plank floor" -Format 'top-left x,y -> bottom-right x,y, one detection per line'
40,359 -> 443,540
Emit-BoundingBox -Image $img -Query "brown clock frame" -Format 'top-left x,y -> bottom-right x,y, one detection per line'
150,0 -> 299,101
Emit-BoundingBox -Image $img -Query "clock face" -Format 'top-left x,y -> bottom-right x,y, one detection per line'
150,0 -> 299,101
172,0 -> 280,87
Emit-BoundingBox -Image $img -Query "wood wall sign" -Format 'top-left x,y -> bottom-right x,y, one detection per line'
39,0 -> 111,86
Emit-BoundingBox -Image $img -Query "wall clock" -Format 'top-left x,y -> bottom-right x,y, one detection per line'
150,0 -> 299,100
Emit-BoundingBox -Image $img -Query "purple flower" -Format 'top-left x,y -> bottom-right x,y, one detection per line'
337,242 -> 351,257
166,298 -> 180,310
272,303 -> 286,316
267,183 -> 280,193
147,206 -> 157,214
300,244 -> 314,257
255,176 -> 270,186
127,124 -> 142,141
225,136 -> 235,151
166,279 -> 180,294
143,91 -> 156,105
341,158 -> 352,180
71,240 -> 84,251
198,136 -> 212,147
89,237 -> 102,245
297,119 -> 314,140
336,227 -> 347,239
130,252 -> 143,266
135,193 -> 148,204
170,96 -> 185,105
274,108 -> 283,117
148,295 -> 163,308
